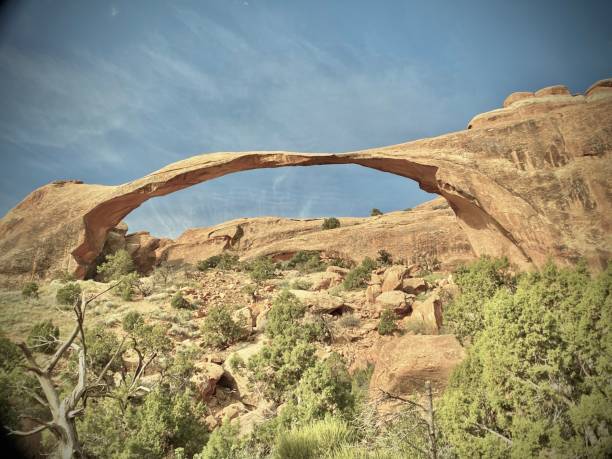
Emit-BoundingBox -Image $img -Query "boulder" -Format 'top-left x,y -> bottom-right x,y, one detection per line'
308,271 -> 343,290
223,337 -> 265,406
401,291 -> 443,333
219,402 -> 247,421
375,290 -> 413,317
401,277 -> 427,295
191,362 -> 225,401
381,265 -> 409,292
290,289 -> 347,314
370,334 -> 466,398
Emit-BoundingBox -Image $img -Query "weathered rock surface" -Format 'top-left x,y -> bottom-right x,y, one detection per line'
1,79 -> 610,285
370,334 -> 466,397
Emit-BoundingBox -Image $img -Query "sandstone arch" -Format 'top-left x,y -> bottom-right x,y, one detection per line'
1,79 -> 611,284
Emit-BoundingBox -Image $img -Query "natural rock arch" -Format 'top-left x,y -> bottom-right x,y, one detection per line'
1,79 -> 610,284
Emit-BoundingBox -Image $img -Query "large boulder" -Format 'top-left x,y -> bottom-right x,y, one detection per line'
381,265 -> 409,292
370,334 -> 466,397
401,292 -> 443,334
366,284 -> 382,304
191,362 -> 225,401
290,289 -> 347,314
401,277 -> 428,295
375,290 -> 414,317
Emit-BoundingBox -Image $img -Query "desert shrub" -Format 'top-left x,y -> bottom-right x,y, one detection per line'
171,291 -> 192,310
195,419 -> 242,459
117,272 -> 139,301
439,261 -> 612,458
343,257 -> 376,290
403,320 -> 428,335
21,281 -> 39,298
151,262 -> 175,286
286,251 -> 326,273
273,417 -> 355,459
377,309 -> 397,335
80,387 -> 207,458
54,269 -> 76,283
201,304 -> 245,349
247,335 -> 317,402
247,256 -> 277,282
327,257 -> 355,269
322,217 -> 341,230
337,313 -> 360,329
290,279 -> 313,290
122,311 -> 144,332
370,208 -> 383,216
290,353 -> 355,424
197,252 -> 239,271
445,256 -> 515,344
97,249 -> 135,282
56,282 -> 82,306
376,249 -> 393,266
241,283 -> 257,299
84,325 -> 123,374
27,320 -> 59,354
266,290 -> 307,339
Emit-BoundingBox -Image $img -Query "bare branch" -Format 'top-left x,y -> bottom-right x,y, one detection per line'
4,423 -> 50,437
93,335 -> 126,386
376,387 -> 427,411
475,423 -> 513,446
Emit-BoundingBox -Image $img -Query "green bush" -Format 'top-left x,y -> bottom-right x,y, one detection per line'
247,256 -> 277,282
80,387 -> 207,458
21,281 -> 39,299
377,309 -> 397,335
201,305 -> 245,349
286,251 -> 326,273
342,257 -> 376,290
445,255 -> 514,344
195,419 -> 241,459
266,290 -> 307,339
290,279 -> 313,290
370,208 -> 383,216
247,335 -> 317,402
84,325 -> 123,374
376,249 -> 393,266
439,261 -> 612,458
54,269 -> 76,283
171,292 -> 192,310
56,282 -> 82,306
322,217 -> 341,230
197,252 -> 240,271
97,249 -> 135,282
122,311 -> 144,332
291,353 -> 355,423
117,272 -> 139,301
27,320 -> 59,354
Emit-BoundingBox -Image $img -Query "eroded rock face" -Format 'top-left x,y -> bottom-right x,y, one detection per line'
1,79 -> 610,285
157,197 -> 474,272
370,334 -> 466,397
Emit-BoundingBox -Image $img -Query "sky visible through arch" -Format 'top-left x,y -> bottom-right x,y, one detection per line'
0,0 -> 610,238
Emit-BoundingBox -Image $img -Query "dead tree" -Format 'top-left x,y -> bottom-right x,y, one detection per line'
378,380 -> 438,459
4,282 -> 123,459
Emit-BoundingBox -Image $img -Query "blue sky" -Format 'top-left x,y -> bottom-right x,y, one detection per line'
0,0 -> 610,238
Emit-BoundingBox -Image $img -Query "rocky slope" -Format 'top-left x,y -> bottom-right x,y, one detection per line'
0,78 -> 610,285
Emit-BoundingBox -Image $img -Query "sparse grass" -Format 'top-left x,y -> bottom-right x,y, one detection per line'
290,279 -> 313,290
402,320 -> 429,335
337,313 -> 360,329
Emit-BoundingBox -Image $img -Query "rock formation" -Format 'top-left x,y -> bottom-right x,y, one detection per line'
0,79 -> 611,285
151,196 -> 474,273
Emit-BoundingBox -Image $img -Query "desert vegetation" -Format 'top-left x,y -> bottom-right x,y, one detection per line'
0,248 -> 609,458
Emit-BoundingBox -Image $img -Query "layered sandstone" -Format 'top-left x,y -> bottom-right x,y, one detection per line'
153,197 -> 474,272
0,79 -> 610,285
